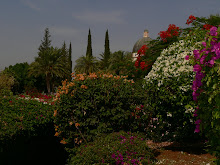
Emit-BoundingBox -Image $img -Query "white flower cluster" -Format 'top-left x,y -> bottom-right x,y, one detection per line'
144,40 -> 201,91
18,96 -> 50,104
185,106 -> 194,114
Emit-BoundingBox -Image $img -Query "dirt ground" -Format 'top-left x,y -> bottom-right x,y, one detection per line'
146,140 -> 216,165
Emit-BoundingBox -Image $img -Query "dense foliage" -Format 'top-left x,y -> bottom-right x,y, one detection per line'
3,62 -> 47,94
53,73 -> 152,150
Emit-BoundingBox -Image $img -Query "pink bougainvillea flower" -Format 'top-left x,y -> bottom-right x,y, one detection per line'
200,55 -> 207,64
210,26 -> 218,36
195,119 -> 201,125
202,42 -> 207,47
193,64 -> 202,72
209,59 -> 215,65
185,55 -> 190,60
193,50 -> 200,60
194,124 -> 200,133
192,91 -> 200,101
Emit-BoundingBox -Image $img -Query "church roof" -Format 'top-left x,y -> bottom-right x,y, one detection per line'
132,36 -> 152,53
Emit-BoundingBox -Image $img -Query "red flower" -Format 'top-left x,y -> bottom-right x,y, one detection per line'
135,60 -> 139,68
137,45 -> 148,55
186,15 -> 196,25
203,24 -> 213,30
9,100 -> 12,103
19,94 -> 25,98
158,24 -> 180,42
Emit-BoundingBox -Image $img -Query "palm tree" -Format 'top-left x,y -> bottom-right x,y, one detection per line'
74,55 -> 98,74
110,51 -> 133,75
28,47 -> 69,94
97,52 -> 113,72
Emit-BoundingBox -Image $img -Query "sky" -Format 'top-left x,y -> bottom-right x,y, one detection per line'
1,0 -> 220,71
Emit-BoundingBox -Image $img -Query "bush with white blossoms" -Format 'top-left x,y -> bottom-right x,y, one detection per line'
143,36 -> 204,142
145,39 -> 201,91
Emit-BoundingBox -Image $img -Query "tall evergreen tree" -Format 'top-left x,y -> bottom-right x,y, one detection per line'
99,30 -> 111,70
69,42 -> 72,74
61,41 -> 67,57
38,27 -> 51,53
104,30 -> 110,61
60,41 -> 72,81
86,29 -> 93,58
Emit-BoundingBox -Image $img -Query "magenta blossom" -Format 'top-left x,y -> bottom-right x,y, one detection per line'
193,64 -> 202,72
185,55 -> 190,60
195,119 -> 201,125
210,26 -> 218,36
202,42 -> 206,47
200,55 -> 207,64
193,50 -> 200,60
194,124 -> 200,133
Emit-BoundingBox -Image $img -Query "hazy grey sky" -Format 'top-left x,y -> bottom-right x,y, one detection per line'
1,0 -> 220,70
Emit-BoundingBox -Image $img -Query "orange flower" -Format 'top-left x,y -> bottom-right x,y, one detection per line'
54,132 -> 59,137
60,138 -> 67,144
71,90 -> 75,96
76,74 -> 86,81
71,72 -> 75,77
80,85 -> 88,89
56,93 -> 60,98
88,72 -> 98,79
53,110 -> 57,117
69,121 -> 73,126
114,75 -> 120,80
69,82 -> 75,87
75,123 -> 80,127
54,125 -> 59,131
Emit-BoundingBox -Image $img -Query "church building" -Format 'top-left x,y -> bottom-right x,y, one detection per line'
132,29 -> 152,61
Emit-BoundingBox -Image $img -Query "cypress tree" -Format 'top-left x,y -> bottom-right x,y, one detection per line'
38,27 -> 51,53
61,41 -> 67,56
104,29 -> 111,67
86,29 -> 93,58
69,42 -> 72,73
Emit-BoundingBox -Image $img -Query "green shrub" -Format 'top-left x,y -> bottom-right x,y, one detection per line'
0,94 -> 55,142
54,73 -> 152,148
68,131 -> 154,165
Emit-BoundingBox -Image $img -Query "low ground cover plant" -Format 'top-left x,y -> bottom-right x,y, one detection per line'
68,131 -> 154,165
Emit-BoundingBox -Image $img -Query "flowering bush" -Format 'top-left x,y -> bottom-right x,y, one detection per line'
145,38 -> 203,90
53,72 -> 152,148
158,24 -> 180,42
143,35 -> 205,141
68,131 -> 154,165
187,26 -> 220,162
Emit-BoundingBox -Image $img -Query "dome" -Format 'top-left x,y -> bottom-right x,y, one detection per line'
132,29 -> 152,53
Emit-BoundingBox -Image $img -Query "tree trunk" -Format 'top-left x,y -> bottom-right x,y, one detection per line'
46,74 -> 51,94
